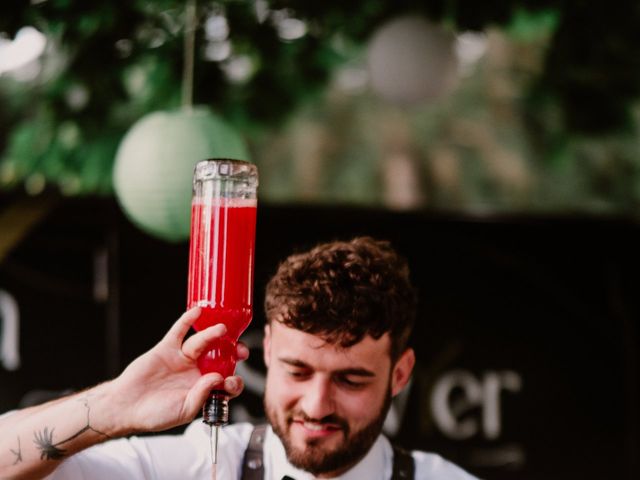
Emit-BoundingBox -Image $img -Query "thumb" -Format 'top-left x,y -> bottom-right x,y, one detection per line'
185,373 -> 225,416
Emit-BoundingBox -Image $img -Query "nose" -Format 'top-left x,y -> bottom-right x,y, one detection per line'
299,376 -> 335,420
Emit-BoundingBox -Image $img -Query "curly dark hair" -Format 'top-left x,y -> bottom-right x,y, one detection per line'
264,236 -> 417,361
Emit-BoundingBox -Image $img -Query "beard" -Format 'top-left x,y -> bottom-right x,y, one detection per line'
265,389 -> 392,476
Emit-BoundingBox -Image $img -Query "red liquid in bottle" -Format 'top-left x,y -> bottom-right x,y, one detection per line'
187,198 -> 257,377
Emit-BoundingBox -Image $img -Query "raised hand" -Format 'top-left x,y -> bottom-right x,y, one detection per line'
109,307 -> 248,434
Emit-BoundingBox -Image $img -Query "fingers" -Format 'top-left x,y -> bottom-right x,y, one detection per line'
236,342 -> 250,361
186,372 -> 224,412
181,325 -> 251,364
182,323 -> 227,361
164,309 -> 252,363
223,376 -> 244,398
186,374 -> 245,415
164,307 -> 201,344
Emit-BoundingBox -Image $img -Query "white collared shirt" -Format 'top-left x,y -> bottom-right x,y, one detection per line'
48,421 -> 478,479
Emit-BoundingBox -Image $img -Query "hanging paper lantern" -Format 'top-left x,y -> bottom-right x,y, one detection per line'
113,107 -> 249,242
367,15 -> 459,105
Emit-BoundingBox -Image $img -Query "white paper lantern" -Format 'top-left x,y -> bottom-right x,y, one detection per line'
113,107 -> 250,242
367,15 -> 459,105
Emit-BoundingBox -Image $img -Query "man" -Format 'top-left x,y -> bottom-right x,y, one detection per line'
0,237 -> 477,479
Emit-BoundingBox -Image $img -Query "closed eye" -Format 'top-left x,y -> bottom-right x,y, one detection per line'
334,375 -> 368,389
284,366 -> 313,380
279,357 -> 312,379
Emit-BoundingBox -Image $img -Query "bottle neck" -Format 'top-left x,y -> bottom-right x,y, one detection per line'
202,390 -> 229,426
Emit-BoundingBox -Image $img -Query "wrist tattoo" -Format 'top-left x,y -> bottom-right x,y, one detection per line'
10,436 -> 22,465
33,395 -> 111,461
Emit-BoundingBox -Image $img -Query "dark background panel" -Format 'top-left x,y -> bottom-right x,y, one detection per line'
0,198 -> 109,412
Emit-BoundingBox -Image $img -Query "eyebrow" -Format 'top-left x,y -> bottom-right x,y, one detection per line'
278,357 -> 377,377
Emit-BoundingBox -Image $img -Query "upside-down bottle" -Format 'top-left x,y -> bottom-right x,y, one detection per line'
186,158 -> 258,460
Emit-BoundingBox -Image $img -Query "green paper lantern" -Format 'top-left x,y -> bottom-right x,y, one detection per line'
113,107 -> 250,242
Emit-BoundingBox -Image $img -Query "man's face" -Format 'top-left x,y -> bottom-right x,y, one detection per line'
263,321 -> 414,478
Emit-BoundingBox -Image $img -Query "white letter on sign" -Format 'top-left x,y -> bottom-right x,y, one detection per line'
431,370 -> 521,440
0,289 -> 20,371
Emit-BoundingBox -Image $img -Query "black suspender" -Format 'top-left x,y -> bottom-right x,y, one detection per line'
240,424 -> 415,479
391,445 -> 415,480
241,424 -> 268,480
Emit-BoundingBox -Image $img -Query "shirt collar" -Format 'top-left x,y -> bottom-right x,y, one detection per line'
265,426 -> 391,480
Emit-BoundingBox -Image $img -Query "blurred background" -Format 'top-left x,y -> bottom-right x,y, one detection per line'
0,1 -> 638,478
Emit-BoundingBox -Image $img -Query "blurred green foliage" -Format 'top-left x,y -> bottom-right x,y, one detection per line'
1,0 -> 640,206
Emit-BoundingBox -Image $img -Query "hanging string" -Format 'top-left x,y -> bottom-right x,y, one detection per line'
182,0 -> 197,110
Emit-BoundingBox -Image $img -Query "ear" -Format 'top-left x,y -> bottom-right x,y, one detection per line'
390,348 -> 415,397
263,324 -> 272,368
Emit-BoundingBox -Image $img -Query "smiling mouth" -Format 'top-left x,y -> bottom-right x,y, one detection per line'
300,421 -> 340,431
290,419 -> 344,438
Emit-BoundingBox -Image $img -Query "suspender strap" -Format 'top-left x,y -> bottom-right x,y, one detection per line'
241,424 -> 267,480
391,445 -> 415,480
240,424 -> 415,480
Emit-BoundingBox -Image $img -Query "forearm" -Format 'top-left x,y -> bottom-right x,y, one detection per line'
0,381 -> 127,480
